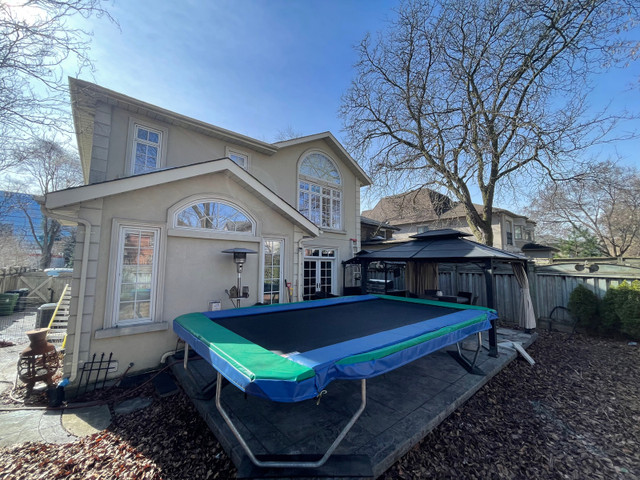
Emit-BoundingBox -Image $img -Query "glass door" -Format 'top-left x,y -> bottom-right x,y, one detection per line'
303,248 -> 336,300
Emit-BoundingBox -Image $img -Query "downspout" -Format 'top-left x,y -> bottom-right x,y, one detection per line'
297,237 -> 305,302
42,207 -> 92,383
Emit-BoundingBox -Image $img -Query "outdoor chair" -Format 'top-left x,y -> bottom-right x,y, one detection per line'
457,291 -> 473,303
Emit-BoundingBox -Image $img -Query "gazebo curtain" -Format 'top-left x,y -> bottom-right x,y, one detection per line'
512,263 -> 536,329
406,261 -> 438,296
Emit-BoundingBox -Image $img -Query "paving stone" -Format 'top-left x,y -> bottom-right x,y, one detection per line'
114,396 -> 153,415
62,405 -> 111,436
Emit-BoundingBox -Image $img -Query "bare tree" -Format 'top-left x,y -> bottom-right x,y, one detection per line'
273,125 -> 305,142
342,0 -> 639,246
528,161 -> 640,257
9,138 -> 83,268
0,0 -> 114,172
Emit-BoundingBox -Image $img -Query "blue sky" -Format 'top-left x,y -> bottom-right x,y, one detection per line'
72,0 -> 639,207
79,0 -> 397,143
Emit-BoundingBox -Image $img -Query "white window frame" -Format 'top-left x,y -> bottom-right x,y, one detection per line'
261,238 -> 284,305
297,150 -> 343,231
302,246 -> 337,300
225,146 -> 250,170
126,118 -> 168,176
167,194 -> 259,242
515,225 -> 523,240
505,220 -> 513,246
104,219 -> 166,330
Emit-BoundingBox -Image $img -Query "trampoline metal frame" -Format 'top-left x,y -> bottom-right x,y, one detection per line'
215,371 -> 367,469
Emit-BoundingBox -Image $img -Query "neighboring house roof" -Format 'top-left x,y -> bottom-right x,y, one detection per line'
44,158 -> 320,236
69,78 -> 372,186
363,188 -> 534,225
360,216 -> 400,231
353,229 -> 526,263
362,188 -> 454,226
521,242 -> 559,252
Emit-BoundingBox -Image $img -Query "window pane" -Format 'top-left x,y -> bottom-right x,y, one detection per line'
175,201 -> 254,233
136,128 -> 148,141
148,132 -> 159,143
300,153 -> 341,184
117,227 -> 157,324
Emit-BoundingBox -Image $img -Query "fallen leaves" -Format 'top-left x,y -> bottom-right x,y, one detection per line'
381,331 -> 640,479
0,331 -> 637,479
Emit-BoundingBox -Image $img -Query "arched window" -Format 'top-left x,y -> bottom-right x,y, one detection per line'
174,200 -> 255,234
298,152 -> 342,230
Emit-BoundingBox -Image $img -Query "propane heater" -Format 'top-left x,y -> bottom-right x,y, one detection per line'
222,248 -> 257,308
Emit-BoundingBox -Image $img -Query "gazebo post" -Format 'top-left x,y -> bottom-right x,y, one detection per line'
484,259 -> 499,357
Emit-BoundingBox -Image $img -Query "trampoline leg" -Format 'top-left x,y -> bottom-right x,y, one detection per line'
489,319 -> 499,357
450,332 -> 485,375
215,372 -> 367,469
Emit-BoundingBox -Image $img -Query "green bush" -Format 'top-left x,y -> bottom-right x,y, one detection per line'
567,284 -> 600,332
616,281 -> 640,340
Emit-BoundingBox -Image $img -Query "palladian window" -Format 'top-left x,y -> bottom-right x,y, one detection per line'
298,152 -> 342,230
175,200 -> 255,234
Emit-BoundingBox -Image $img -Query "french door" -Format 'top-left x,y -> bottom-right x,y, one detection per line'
303,247 -> 336,300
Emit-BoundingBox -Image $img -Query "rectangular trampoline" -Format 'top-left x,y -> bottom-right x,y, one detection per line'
173,294 -> 498,469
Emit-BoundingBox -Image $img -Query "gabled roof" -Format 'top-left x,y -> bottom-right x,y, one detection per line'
69,78 -> 371,186
360,216 -> 400,231
353,229 -> 526,263
274,132 -> 371,186
363,188 -> 534,225
362,188 -> 454,225
44,158 -> 320,236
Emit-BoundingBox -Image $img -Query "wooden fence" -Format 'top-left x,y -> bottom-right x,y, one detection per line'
0,268 -> 72,305
439,261 -> 640,329
365,260 -> 640,330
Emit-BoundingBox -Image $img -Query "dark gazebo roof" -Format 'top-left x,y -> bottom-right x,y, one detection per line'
351,229 -> 526,263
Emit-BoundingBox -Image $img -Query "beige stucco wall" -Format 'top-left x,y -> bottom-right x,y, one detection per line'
102,102 -> 359,266
64,172 -> 309,378
66,100 -> 363,382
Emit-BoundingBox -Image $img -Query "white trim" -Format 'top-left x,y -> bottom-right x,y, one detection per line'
225,146 -> 250,170
302,245 -> 338,298
297,150 -> 343,231
298,149 -> 343,185
45,159 -> 319,237
70,78 -> 278,157
261,237 -> 285,304
95,321 -> 169,339
274,131 -> 372,185
104,218 -> 167,331
125,117 -> 169,176
168,194 -> 258,237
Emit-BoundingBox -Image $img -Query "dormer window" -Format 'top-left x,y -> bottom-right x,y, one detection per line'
298,152 -> 342,230
133,124 -> 162,174
126,118 -> 168,176
225,147 -> 249,170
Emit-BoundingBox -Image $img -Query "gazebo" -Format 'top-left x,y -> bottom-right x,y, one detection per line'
344,229 -> 536,356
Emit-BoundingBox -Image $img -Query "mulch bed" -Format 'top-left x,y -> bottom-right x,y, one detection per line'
0,331 -> 638,479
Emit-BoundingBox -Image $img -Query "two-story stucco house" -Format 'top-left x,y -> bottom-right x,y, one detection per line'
42,78 -> 371,387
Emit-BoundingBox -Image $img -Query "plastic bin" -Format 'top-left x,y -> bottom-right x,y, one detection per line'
0,293 -> 19,316
36,303 -> 58,328
5,288 -> 29,312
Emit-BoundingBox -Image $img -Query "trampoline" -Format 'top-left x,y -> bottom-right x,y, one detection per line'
173,294 -> 498,468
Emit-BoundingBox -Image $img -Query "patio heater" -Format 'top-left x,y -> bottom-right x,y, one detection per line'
222,248 -> 257,308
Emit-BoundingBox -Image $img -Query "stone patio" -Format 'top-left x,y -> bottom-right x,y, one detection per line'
171,328 -> 536,479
